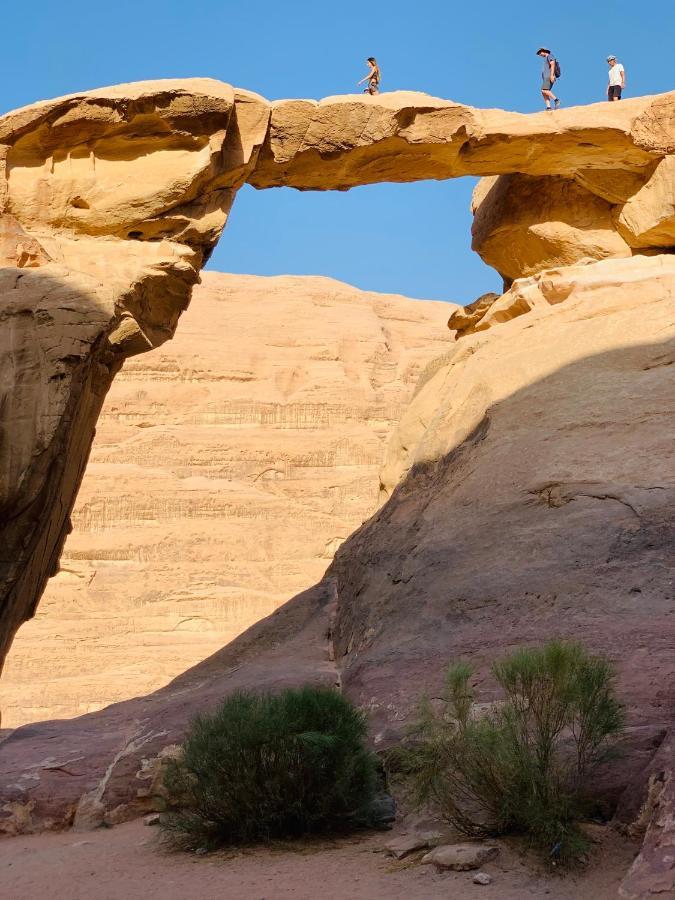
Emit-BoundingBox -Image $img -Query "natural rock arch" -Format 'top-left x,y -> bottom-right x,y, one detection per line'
0,78 -> 674,673
0,82 -> 673,897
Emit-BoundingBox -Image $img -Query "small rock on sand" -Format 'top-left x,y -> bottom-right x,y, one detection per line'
384,834 -> 431,859
421,843 -> 500,871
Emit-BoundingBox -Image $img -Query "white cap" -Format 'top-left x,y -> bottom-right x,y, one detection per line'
607,55 -> 617,61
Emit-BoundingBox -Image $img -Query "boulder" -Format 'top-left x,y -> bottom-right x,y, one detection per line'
447,292 -> 501,338
421,843 -> 500,871
616,155 -> 675,248
384,833 -> 432,859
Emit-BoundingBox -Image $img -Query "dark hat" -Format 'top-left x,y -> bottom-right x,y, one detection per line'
536,47 -> 551,54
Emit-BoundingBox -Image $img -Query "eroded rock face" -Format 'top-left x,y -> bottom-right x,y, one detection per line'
0,82 -> 674,896
0,253 -> 671,843
2,85 -> 675,677
0,80 -> 270,671
470,174 -> 632,281
2,272 -> 453,725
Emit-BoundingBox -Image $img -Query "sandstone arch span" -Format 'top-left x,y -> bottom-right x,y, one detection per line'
1,77 -> 674,674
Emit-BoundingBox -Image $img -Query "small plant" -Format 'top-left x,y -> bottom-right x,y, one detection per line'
161,686 -> 378,849
392,641 -> 624,863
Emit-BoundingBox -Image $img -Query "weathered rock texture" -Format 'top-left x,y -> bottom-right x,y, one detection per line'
2,85 -> 675,677
2,272 -> 452,725
0,79 -> 269,673
249,92 -> 673,188
1,84 -> 674,897
1,254 -> 671,841
470,174 -> 633,281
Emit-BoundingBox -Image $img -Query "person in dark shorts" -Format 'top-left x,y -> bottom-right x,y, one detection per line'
537,47 -> 560,110
358,57 -> 381,95
607,55 -> 626,100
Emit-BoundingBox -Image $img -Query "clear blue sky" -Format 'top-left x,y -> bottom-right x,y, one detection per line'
1,1 -> 673,303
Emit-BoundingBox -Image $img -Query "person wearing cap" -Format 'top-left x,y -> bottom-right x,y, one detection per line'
607,55 -> 626,101
537,47 -> 560,110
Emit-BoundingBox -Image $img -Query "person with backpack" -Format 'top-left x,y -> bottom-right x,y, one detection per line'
607,55 -> 626,100
537,47 -> 561,110
358,58 -> 381,95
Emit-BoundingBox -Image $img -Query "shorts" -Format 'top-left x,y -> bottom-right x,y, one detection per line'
542,80 -> 554,91
608,85 -> 622,100
365,79 -> 380,95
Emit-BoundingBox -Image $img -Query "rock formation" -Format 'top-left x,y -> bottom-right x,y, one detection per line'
2,85 -> 674,675
2,272 -> 452,726
0,79 -> 269,672
1,82 -> 674,897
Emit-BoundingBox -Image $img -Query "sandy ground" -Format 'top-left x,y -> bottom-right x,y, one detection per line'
1,819 -> 638,900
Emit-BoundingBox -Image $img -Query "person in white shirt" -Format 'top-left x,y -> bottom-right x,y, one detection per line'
607,55 -> 626,101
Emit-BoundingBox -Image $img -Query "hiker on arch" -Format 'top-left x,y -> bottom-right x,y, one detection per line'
537,47 -> 561,110
358,57 -> 381,95
607,55 -> 626,100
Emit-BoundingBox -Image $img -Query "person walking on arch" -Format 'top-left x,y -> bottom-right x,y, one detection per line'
607,55 -> 626,100
537,47 -> 560,110
358,57 -> 381,95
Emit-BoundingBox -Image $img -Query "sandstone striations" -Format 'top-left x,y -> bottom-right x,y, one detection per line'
1,83 -> 674,897
2,85 -> 675,672
2,272 -> 452,726
0,79 -> 269,671
1,253 -> 672,856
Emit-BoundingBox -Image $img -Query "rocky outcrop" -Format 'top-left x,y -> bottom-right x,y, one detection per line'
1,81 -> 674,896
2,84 -> 675,677
470,174 -> 632,281
2,272 -> 452,726
0,79 -> 269,673
1,252 -> 671,841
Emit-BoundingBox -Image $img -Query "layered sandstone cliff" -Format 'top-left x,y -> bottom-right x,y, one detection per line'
2,272 -> 452,725
0,80 -> 269,669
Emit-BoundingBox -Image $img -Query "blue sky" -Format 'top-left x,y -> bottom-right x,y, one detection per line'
1,0 -> 673,303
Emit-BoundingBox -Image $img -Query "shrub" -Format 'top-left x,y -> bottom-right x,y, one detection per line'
393,641 -> 624,863
161,686 -> 378,849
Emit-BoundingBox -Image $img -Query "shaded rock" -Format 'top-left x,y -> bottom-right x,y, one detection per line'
618,737 -> 675,900
421,843 -> 499,871
471,174 -> 631,281
0,79 -> 270,674
616,155 -> 675,248
143,813 -> 160,827
368,792 -> 396,829
384,834 -> 431,859
448,292 -> 501,338
3,273 -> 453,727
0,579 -> 340,834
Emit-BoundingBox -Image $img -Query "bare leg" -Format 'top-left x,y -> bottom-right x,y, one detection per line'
542,88 -> 557,109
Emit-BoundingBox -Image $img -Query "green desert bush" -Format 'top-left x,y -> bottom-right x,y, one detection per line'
393,641 -> 624,863
161,686 -> 378,849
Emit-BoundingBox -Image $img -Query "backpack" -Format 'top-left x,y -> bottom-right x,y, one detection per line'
554,59 -> 561,78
